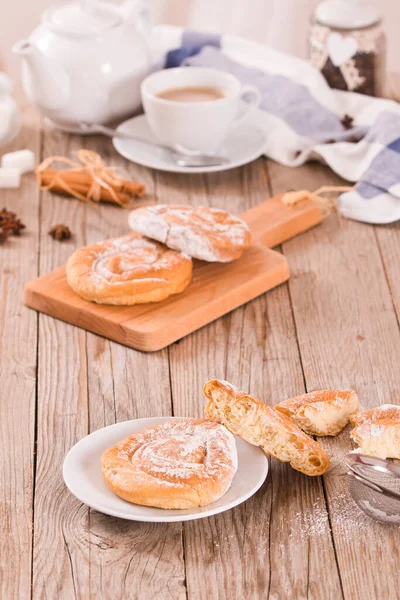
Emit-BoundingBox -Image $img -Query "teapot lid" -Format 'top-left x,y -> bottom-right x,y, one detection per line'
42,0 -> 122,36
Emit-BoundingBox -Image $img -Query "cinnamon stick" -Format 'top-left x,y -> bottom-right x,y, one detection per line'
39,177 -> 132,206
38,168 -> 145,198
35,150 -> 146,207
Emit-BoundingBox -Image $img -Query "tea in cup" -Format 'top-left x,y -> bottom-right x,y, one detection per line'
141,67 -> 261,154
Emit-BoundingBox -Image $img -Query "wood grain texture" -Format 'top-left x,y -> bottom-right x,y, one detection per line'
3,88 -> 400,600
32,128 -> 91,599
166,160 -> 342,600
375,223 -> 400,323
82,138 -> 186,600
23,195 -> 306,351
0,106 -> 40,600
269,158 -> 400,600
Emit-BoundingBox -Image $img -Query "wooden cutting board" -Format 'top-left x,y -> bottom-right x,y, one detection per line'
24,195 -> 323,351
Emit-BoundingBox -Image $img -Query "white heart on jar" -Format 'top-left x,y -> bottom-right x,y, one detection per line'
327,33 -> 358,67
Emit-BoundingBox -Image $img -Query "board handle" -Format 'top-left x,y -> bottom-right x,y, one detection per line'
241,194 -> 324,249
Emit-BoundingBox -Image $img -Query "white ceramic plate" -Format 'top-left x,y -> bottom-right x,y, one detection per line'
112,113 -> 267,174
63,416 -> 269,523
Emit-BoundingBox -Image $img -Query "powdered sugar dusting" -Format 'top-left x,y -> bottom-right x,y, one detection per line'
87,233 -> 190,287
358,499 -> 400,522
279,390 -> 356,413
128,204 -> 251,262
113,418 -> 237,487
352,404 -> 400,426
279,488 -> 398,546
367,424 -> 387,437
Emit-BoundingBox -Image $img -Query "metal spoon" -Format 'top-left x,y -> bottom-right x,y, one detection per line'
79,123 -> 230,168
345,452 -> 400,477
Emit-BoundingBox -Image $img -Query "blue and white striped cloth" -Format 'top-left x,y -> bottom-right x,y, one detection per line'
150,26 -> 400,224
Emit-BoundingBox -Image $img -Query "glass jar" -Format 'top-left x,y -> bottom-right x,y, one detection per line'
309,0 -> 386,96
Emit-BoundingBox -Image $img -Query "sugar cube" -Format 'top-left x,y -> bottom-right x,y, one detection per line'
0,168 -> 21,188
1,149 -> 35,174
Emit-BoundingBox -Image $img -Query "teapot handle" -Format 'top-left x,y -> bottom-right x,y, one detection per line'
120,0 -> 152,36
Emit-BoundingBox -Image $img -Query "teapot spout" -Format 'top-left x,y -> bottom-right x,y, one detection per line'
13,39 -> 34,57
13,40 -> 70,111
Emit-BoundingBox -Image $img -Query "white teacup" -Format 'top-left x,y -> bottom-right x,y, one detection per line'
141,67 -> 261,154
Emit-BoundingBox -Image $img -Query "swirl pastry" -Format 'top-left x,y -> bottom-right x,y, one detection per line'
275,390 -> 359,436
128,204 -> 252,262
101,418 -> 238,509
350,404 -> 400,459
204,379 -> 330,476
66,233 -> 192,305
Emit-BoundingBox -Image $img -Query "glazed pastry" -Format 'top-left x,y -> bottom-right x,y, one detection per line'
350,404 -> 400,459
128,204 -> 252,262
203,379 -> 330,476
275,389 -> 359,436
66,232 -> 192,305
101,418 -> 238,509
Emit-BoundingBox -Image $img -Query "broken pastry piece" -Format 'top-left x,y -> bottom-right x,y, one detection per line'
350,404 -> 400,459
203,379 -> 330,476
275,390 -> 359,436
128,204 -> 252,262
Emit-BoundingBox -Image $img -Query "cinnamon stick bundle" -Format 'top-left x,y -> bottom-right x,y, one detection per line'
36,150 -> 145,207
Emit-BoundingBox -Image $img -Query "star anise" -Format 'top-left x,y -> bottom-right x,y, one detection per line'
0,227 -> 9,242
0,208 -> 26,242
341,114 -> 354,130
48,224 -> 72,241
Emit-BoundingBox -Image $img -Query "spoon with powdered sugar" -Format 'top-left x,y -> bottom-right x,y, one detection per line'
346,453 -> 400,524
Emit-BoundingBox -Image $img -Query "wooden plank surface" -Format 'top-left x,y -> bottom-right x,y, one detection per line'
0,106 -> 40,600
269,159 -> 400,600
165,160 -> 342,600
84,139 -> 186,600
375,224 -> 400,322
32,128 -> 91,599
2,89 -> 400,600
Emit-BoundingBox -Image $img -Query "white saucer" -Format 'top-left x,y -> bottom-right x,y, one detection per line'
112,114 -> 267,174
63,416 -> 268,523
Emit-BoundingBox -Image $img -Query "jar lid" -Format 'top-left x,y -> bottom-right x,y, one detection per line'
315,0 -> 381,29
42,0 -> 122,36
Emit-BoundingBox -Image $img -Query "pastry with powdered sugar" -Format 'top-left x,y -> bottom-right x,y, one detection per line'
204,379 -> 330,476
66,232 -> 192,305
128,204 -> 252,262
275,389 -> 359,436
101,418 -> 238,509
350,404 -> 400,459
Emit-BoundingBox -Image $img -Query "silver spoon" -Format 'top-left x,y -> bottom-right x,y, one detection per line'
78,123 -> 230,168
345,452 -> 400,477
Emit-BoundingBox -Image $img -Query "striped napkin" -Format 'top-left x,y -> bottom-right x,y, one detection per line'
150,26 -> 400,224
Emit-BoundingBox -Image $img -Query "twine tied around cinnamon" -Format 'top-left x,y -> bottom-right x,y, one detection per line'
36,150 -> 145,207
281,185 -> 354,223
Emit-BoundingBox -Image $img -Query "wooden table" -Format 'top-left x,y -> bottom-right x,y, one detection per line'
1,101 -> 400,600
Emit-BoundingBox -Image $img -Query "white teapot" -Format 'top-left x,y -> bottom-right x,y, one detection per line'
13,0 -> 152,129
